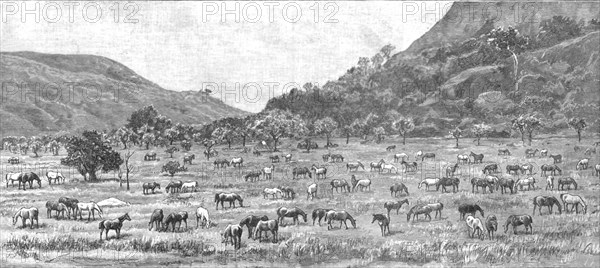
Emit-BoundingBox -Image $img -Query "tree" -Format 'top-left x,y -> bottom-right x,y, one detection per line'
126,105 -> 172,134
181,139 -> 192,151
61,131 -> 123,182
115,127 -> 135,149
162,161 -> 186,177
450,127 -> 463,148
568,118 -> 587,143
341,125 -> 353,144
251,109 -> 304,152
538,16 -> 583,46
512,115 -> 543,146
202,138 -> 218,160
118,150 -> 135,190
30,141 -> 42,157
142,133 -> 155,150
314,117 -> 338,146
212,125 -> 237,149
165,127 -> 180,145
373,126 -> 386,144
471,123 -> 492,146
165,146 -> 179,158
391,117 -> 415,145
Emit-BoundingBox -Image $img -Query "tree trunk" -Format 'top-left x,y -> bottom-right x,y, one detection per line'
402,134 -> 406,145
145,143 -> 149,150
170,140 -> 173,145
242,136 -> 246,147
455,138 -> 459,148
88,172 -> 98,182
346,134 -> 350,144
577,130 -> 581,143
528,132 -> 533,146
126,168 -> 130,190
272,136 -> 279,152
326,135 -> 330,147
520,131 -> 525,144
228,140 -> 231,149
477,137 -> 481,146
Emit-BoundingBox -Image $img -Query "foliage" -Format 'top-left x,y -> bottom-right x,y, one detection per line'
250,109 -> 305,151
162,160 -> 186,176
568,117 -> 587,142
471,123 -> 492,146
180,139 -> 192,151
61,131 -> 123,181
314,117 -> 338,145
126,105 -> 172,134
537,16 -> 583,47
512,114 -> 543,145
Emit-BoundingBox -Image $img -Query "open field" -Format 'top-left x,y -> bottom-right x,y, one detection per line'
1,136 -> 599,267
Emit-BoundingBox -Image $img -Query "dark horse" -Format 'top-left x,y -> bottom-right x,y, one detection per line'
532,196 -> 562,215
330,179 -> 351,193
99,213 -> 131,240
276,207 -> 307,226
372,214 -> 390,237
504,215 -> 533,235
45,201 -> 70,219
143,182 -> 161,194
390,183 -> 410,196
163,211 -> 189,232
470,152 -> 484,164
18,172 -> 42,190
215,193 -> 244,210
384,199 -> 409,216
471,178 -> 493,193
458,204 -> 484,220
58,197 -> 79,219
558,177 -> 577,190
165,180 -> 183,193
239,215 -> 269,238
436,177 -> 460,193
148,209 -> 163,231
312,208 -> 333,226
496,178 -> 515,194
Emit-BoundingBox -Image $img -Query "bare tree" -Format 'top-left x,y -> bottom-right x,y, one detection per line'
118,150 -> 136,190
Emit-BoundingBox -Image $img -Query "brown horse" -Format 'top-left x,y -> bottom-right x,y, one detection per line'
532,196 -> 562,215
504,215 -> 533,235
99,213 -> 131,240
148,209 -> 163,231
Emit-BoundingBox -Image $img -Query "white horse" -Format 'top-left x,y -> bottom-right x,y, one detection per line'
262,165 -> 275,180
466,215 -> 485,239
76,202 -> 103,221
181,181 -> 199,193
515,177 -> 536,191
457,154 -> 469,164
418,178 -> 440,191
263,188 -> 283,199
311,165 -> 327,179
576,158 -> 589,170
393,153 -> 408,163
545,176 -> 555,191
46,171 -> 65,184
560,193 -> 587,214
195,206 -> 211,228
353,179 -> 371,192
230,157 -> 244,168
381,163 -> 398,173
307,183 -> 318,200
5,172 -> 21,187
415,151 -> 423,160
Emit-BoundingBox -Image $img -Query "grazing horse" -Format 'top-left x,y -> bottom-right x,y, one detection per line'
549,154 -> 562,164
381,163 -> 398,173
540,149 -> 548,157
181,181 -> 199,193
269,155 -> 280,163
497,149 -> 511,156
311,165 -> 327,179
239,215 -> 268,238
46,171 -> 65,184
230,157 -> 243,167
325,210 -> 356,230
76,202 -> 103,221
99,213 -> 131,240
58,197 -> 79,218
263,188 -> 283,199
426,203 -> 444,219
394,153 -> 408,163
330,154 -> 344,162
204,149 -> 218,158
384,199 -> 409,216
163,211 -> 189,232
372,214 -> 390,236
262,165 -> 275,180
595,164 -> 600,176
496,178 -> 515,194
458,204 -> 485,220
506,164 -> 521,175
144,152 -> 157,161
322,153 -> 331,162
485,215 -> 498,239
406,204 -> 433,222
213,159 -> 229,168
183,154 -> 195,165
401,160 -> 418,173
369,160 -> 384,172
165,180 -> 183,193
142,182 -> 160,194
312,208 -> 332,226
457,154 -> 470,164
330,179 -> 351,193
215,193 -> 244,210
533,196 -> 562,215
421,152 -> 436,161
18,172 -> 42,190
5,172 -> 21,187
195,206 -> 211,229
515,177 -> 536,191
418,178 -> 440,191
253,220 -> 279,242
437,177 -> 460,193
465,216 -> 485,240
346,161 -> 365,172
471,178 -> 493,193
386,145 -> 396,151
390,183 -> 409,196
353,178 -> 371,192
482,163 -> 498,174
292,167 -> 312,180
282,154 -> 292,162
576,159 -> 589,170
148,209 -> 163,231
558,177 -> 577,190
244,171 -> 262,182
560,194 -> 587,214
278,186 -> 296,199
222,224 -> 243,249
525,149 -> 539,158
519,163 -> 535,175
45,201 -> 70,219
504,215 -> 533,234
277,207 -> 307,225
446,163 -> 460,177
13,207 -> 39,228
541,164 -> 562,176
470,152 -> 484,164
307,183 -> 318,200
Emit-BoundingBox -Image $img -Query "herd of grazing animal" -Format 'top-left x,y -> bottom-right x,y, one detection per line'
4,140 -> 598,249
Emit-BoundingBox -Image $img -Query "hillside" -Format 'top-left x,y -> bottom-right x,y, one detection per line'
0,51 -> 248,136
265,1 -> 600,136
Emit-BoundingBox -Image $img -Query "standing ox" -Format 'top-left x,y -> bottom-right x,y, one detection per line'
532,196 -> 562,215
504,215 -> 533,235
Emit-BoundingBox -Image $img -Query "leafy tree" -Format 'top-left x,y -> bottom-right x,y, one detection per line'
568,117 -> 587,143
30,141 -> 42,157
202,138 -> 218,160
512,115 -> 543,146
165,146 -> 179,158
61,131 -> 123,182
165,127 -> 180,145
391,117 -> 415,145
538,16 -> 583,46
212,124 -> 238,149
373,126 -> 386,144
251,109 -> 304,152
115,127 -> 136,149
314,117 -> 338,147
162,160 -> 186,176
341,125 -> 353,145
471,123 -> 492,146
380,44 -> 396,61
450,127 -> 463,148
141,133 -> 155,150
181,139 -> 192,151
48,140 -> 60,155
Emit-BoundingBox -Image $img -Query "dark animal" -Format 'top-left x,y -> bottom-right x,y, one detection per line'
436,177 -> 460,193
244,171 -> 262,182
312,208 -> 332,226
470,152 -> 484,164
144,152 -> 157,161
58,197 -> 79,218
142,182 -> 160,194
183,154 -> 195,165
148,209 -> 163,231
18,172 -> 42,190
165,180 -> 183,193
525,149 -> 539,158
485,215 -> 498,239
496,178 -> 515,194
446,163 -> 460,177
372,214 -> 390,236
253,220 -> 279,242
549,154 -> 562,164
390,183 -> 409,196
482,163 -> 498,174
276,207 -> 307,226
421,152 -> 436,161
541,164 -> 562,176
458,204 -> 484,220
532,196 -> 562,215
504,215 -> 533,235
558,177 -> 577,190
471,178 -> 493,193
326,210 -> 356,229
406,204 -> 433,222
386,145 -> 396,151
45,201 -> 70,219
330,154 -> 344,162
99,213 -> 131,240
278,186 -> 296,199
292,167 -> 312,179
214,192 -> 243,210
163,211 -> 189,232
497,149 -> 511,156
506,164 -> 521,175
330,179 -> 351,193
239,215 -> 269,238
269,155 -> 280,163
222,224 -> 243,249
384,199 -> 409,216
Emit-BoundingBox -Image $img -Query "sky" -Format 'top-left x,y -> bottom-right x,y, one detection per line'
1,1 -> 451,112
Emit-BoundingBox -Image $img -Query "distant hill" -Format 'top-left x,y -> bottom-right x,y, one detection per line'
0,51 -> 248,136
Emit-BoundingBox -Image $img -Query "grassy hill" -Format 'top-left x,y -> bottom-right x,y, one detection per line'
0,51 -> 248,136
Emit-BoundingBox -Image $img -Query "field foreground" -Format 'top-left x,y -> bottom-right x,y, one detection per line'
1,136 -> 599,267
